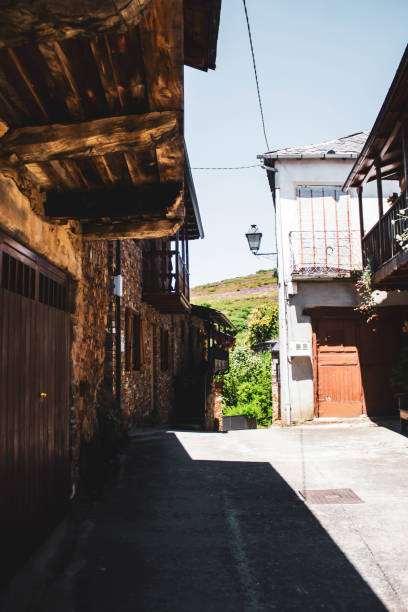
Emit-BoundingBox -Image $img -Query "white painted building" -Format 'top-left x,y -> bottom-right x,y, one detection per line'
259,133 -> 406,424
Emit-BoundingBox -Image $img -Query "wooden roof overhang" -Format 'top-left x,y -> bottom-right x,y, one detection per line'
0,0 -> 221,240
344,45 -> 408,190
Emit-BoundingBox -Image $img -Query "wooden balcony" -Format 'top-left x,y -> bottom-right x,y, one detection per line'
362,193 -> 408,288
142,249 -> 190,313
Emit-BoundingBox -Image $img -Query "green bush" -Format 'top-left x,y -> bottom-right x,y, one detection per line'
247,302 -> 279,347
390,345 -> 408,391
222,346 -> 272,426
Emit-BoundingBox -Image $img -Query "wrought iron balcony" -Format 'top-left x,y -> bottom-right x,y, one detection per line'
289,230 -> 362,278
142,249 -> 190,313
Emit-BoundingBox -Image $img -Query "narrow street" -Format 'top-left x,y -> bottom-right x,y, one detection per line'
33,423 -> 408,611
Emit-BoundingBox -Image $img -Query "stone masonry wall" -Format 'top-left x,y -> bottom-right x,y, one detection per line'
1,172 -> 223,485
0,172 -> 110,473
108,239 -> 190,427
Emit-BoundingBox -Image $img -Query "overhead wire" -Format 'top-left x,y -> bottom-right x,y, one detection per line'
191,1 -> 270,171
191,164 -> 261,170
242,0 -> 270,152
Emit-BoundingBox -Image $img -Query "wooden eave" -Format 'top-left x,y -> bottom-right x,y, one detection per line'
191,304 -> 237,334
184,147 -> 204,240
184,0 -> 221,72
344,44 -> 408,190
0,0 -> 218,239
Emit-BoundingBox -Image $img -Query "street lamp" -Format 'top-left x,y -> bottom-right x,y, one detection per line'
245,224 -> 276,256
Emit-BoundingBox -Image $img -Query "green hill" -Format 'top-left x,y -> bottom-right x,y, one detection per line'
191,269 -> 278,336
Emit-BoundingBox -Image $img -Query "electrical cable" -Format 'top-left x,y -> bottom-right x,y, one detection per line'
242,0 -> 270,151
191,164 -> 261,170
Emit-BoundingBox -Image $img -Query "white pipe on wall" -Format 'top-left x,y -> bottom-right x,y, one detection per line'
264,165 -> 291,425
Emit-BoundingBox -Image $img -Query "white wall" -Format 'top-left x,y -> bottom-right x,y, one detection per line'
275,157 -> 399,422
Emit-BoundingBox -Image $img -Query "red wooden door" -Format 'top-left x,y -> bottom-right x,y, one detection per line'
0,234 -> 70,583
316,318 -> 364,417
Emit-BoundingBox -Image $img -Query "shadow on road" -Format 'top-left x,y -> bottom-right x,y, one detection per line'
71,431 -> 385,612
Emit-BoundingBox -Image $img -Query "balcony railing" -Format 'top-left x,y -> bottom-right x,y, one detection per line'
289,230 -> 362,278
142,250 -> 190,312
362,193 -> 408,270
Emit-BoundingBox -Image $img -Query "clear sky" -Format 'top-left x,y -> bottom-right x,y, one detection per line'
184,0 -> 408,288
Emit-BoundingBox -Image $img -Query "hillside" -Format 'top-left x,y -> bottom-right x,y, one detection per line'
191,269 -> 278,335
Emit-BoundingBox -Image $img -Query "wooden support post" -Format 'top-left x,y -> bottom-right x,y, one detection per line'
376,163 -> 384,264
185,238 -> 190,301
376,164 -> 384,218
175,231 -> 180,293
402,123 -> 408,204
358,186 -> 364,240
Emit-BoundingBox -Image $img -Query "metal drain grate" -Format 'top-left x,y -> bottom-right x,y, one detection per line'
299,488 -> 364,504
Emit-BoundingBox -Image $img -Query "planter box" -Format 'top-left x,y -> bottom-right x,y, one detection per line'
395,393 -> 408,434
222,415 -> 257,431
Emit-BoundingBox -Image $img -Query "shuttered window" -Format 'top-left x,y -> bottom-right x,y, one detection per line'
2,252 -> 36,299
160,328 -> 170,371
126,309 -> 145,371
291,185 -> 361,275
1,238 -> 68,310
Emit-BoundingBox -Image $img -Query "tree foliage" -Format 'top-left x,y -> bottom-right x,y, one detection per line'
247,302 -> 278,347
222,347 -> 272,426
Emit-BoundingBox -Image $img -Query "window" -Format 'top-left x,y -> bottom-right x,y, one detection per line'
126,309 -> 144,371
2,252 -> 36,300
160,328 -> 170,371
39,273 -> 67,310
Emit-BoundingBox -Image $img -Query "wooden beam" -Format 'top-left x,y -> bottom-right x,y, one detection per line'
82,217 -> 184,240
0,111 -> 182,166
184,0 -> 221,72
38,41 -> 86,121
0,0 -> 152,48
362,121 -> 402,184
139,0 -> 184,112
44,181 -> 183,219
376,163 -> 384,264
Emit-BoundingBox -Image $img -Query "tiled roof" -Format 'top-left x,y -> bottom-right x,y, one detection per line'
260,131 -> 369,159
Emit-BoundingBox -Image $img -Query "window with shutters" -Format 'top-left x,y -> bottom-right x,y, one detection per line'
289,185 -> 362,278
126,309 -> 144,371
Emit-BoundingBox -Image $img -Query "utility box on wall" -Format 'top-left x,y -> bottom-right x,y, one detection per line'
289,341 -> 311,357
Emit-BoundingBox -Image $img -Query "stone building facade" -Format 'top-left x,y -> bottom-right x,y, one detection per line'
0,0 -> 226,584
0,170 -> 236,579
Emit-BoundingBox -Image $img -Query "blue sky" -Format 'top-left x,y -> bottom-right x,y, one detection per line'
184,0 -> 408,287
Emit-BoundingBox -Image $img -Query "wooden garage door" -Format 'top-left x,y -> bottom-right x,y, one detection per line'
0,233 -> 70,582
316,318 -> 364,417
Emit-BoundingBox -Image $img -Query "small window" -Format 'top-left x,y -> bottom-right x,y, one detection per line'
39,273 -> 66,310
2,252 -> 36,300
126,309 -> 144,371
160,328 -> 170,371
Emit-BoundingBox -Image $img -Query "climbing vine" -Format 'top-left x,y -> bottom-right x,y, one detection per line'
354,261 -> 378,323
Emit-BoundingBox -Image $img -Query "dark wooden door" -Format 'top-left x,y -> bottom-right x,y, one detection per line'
316,318 -> 364,417
359,315 -> 402,416
0,234 -> 70,582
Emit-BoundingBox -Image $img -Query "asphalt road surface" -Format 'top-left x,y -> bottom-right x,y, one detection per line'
38,424 -> 408,611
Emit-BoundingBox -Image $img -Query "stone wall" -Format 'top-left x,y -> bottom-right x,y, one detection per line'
106,239 -> 191,427
0,172 -> 225,490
